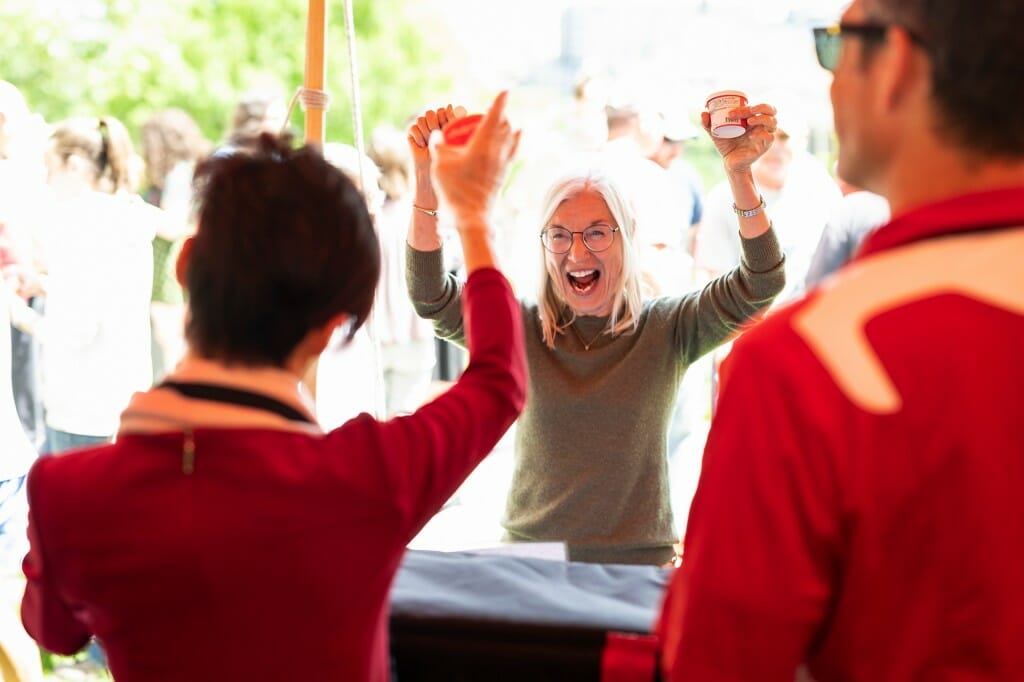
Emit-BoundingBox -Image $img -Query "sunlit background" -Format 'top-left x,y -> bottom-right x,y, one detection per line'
4,0 -> 848,150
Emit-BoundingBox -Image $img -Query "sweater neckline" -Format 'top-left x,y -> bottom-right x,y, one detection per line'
562,313 -> 613,351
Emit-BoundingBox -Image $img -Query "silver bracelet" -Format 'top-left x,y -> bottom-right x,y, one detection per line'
732,195 -> 766,219
413,204 -> 438,218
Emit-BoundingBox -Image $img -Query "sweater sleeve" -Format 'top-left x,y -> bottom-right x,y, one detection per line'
21,460 -> 93,656
676,226 -> 786,362
375,265 -> 526,537
406,244 -> 468,347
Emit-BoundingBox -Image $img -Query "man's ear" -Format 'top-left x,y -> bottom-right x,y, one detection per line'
876,26 -> 930,113
175,236 -> 194,290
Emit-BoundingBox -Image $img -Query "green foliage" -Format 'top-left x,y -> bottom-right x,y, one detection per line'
0,0 -> 449,148
682,135 -> 728,194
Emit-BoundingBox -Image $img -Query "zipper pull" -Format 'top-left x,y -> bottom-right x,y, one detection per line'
182,429 -> 196,475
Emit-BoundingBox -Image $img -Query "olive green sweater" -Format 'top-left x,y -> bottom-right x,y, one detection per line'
407,229 -> 785,564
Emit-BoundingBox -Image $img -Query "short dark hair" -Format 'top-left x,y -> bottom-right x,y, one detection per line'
873,0 -> 1024,157
185,134 -> 380,367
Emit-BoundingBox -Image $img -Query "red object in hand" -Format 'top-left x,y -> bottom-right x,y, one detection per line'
443,114 -> 484,146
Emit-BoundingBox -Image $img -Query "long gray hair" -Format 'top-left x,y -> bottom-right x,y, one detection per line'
535,167 -> 644,349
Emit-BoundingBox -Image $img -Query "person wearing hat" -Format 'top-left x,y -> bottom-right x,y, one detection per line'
649,113 -> 705,253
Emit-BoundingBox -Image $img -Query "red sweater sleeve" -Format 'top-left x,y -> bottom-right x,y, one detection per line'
345,266 -> 527,537
21,459 -> 93,655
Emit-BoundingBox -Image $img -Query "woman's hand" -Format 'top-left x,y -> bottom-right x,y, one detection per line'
701,103 -> 778,174
407,104 -> 467,173
407,104 -> 468,220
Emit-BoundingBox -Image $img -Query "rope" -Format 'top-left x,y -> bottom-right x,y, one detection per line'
341,0 -> 385,420
342,0 -> 368,193
281,86 -> 331,137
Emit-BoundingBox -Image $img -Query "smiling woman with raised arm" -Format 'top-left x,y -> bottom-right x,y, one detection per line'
407,96 -> 785,566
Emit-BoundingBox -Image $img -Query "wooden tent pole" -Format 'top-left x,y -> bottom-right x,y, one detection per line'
301,0 -> 328,402
303,0 -> 328,144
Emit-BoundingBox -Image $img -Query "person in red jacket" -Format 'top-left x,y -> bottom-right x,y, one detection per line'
659,0 -> 1024,680
20,91 -> 525,682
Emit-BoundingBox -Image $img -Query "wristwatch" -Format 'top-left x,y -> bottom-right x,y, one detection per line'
733,195 -> 766,218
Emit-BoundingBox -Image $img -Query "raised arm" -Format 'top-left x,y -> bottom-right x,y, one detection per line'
672,103 -> 786,362
405,96 -> 520,343
700,102 -> 778,241
406,103 -> 465,253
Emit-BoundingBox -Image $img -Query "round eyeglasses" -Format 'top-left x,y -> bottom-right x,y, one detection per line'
540,224 -> 619,254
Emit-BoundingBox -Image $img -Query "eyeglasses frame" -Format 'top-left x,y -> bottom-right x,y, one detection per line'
540,224 -> 620,254
813,21 -> 927,73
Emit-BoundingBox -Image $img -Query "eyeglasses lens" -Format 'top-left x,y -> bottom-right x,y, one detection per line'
814,27 -> 841,72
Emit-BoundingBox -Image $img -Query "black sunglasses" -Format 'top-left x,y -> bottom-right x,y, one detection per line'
813,22 -> 926,72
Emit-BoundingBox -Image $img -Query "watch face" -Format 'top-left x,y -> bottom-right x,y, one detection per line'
733,195 -> 766,218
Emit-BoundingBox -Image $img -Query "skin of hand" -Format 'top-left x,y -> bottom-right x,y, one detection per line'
406,103 -> 470,239
428,91 -> 521,227
700,103 -> 778,174
701,102 -> 778,240
408,104 -> 467,170
404,92 -> 521,274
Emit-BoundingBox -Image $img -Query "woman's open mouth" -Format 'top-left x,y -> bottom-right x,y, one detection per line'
567,269 -> 600,293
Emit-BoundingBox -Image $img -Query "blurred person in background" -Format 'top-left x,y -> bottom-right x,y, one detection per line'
648,112 -> 705,259
7,116 -> 162,454
0,276 -> 43,682
314,141 -> 386,426
646,111 -> 716,531
0,80 -> 47,451
803,171 -> 890,290
601,93 -> 693,287
139,108 -> 211,380
315,132 -> 443,424
223,89 -> 288,153
368,125 -> 437,417
0,85 -> 45,673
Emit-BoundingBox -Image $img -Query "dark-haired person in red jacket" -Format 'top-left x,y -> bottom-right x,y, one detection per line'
21,91 -> 525,682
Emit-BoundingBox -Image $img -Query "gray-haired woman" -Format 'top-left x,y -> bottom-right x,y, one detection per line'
406,98 -> 786,565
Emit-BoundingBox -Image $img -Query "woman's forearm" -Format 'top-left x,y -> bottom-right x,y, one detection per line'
407,167 -> 443,251
726,169 -> 772,240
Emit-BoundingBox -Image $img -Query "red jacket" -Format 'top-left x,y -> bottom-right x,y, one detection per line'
21,268 -> 526,682
659,188 -> 1024,681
